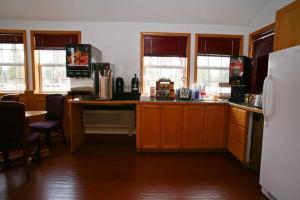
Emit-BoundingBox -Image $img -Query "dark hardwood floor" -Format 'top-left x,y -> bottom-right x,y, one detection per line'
0,135 -> 267,200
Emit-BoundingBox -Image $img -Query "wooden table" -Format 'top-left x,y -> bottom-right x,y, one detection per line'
25,110 -> 47,118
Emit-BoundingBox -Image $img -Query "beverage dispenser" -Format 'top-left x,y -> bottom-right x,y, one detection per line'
229,56 -> 252,103
92,63 -> 114,100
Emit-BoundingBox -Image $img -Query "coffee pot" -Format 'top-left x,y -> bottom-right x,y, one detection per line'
254,94 -> 262,107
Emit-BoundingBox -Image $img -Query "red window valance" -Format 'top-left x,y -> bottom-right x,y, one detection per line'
0,33 -> 23,44
144,35 -> 188,57
198,37 -> 241,56
33,33 -> 79,50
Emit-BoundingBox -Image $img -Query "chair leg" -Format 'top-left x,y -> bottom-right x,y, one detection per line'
3,152 -> 10,168
61,126 -> 67,147
45,132 -> 52,150
23,146 -> 31,180
36,140 -> 41,165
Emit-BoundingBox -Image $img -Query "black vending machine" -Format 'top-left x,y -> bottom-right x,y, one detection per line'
229,56 -> 252,103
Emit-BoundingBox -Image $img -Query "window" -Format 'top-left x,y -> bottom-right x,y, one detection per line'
31,31 -> 81,92
141,33 -> 190,94
195,34 -> 243,95
249,24 -> 274,93
0,30 -> 26,92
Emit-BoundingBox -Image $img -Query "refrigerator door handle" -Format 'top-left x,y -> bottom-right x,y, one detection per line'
263,75 -> 272,127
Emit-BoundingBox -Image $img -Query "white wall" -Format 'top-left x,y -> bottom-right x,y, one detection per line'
0,20 -> 248,90
248,0 -> 293,33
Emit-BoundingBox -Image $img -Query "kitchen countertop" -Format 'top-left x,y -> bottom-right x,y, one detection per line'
68,97 -> 263,114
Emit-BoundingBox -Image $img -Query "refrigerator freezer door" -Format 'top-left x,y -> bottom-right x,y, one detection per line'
260,45 -> 300,200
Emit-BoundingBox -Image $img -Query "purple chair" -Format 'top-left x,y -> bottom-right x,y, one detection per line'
0,101 -> 41,179
30,94 -> 66,149
0,94 -> 20,102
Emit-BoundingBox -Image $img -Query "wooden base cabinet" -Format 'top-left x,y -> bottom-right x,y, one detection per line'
182,105 -> 205,148
228,107 -> 249,162
161,105 -> 184,149
203,106 -> 227,149
137,104 -> 227,151
136,105 -> 161,149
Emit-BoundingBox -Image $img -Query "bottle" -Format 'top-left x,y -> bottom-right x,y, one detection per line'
131,74 -> 139,93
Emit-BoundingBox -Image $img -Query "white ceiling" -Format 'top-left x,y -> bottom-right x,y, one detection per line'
0,0 -> 272,26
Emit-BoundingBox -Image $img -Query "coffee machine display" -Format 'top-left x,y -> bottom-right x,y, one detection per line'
93,63 -> 114,100
229,56 -> 252,103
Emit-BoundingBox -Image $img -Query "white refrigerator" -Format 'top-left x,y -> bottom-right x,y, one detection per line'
260,45 -> 300,200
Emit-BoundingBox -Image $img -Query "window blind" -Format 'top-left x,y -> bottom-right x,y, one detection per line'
197,37 -> 241,56
33,33 -> 79,50
144,35 -> 188,57
0,33 -> 23,44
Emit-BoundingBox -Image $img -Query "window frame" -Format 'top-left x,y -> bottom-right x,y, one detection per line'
248,23 -> 275,58
140,32 -> 191,93
194,34 -> 244,84
0,29 -> 28,93
30,30 -> 81,93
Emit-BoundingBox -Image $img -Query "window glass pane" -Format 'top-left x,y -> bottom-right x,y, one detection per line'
208,56 -> 222,67
39,50 -> 54,64
0,41 -> 25,91
198,69 -> 208,82
2,50 -> 15,63
16,44 -> 24,50
221,57 -> 230,67
15,50 -> 24,64
209,69 -> 221,82
2,44 -> 15,49
143,56 -> 186,93
38,50 -> 69,92
197,55 -> 230,95
221,70 -> 229,82
197,56 -> 209,67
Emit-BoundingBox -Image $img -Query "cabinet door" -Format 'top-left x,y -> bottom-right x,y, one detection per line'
161,105 -> 184,149
182,105 -> 205,149
274,1 -> 300,51
203,106 -> 226,149
136,105 -> 161,149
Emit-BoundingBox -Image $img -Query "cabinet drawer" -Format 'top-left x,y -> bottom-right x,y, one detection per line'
228,137 -> 245,161
230,107 -> 247,127
229,122 -> 246,144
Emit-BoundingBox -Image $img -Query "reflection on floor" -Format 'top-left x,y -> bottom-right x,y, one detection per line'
0,135 -> 267,200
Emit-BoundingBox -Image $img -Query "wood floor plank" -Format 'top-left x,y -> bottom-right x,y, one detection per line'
0,135 -> 267,200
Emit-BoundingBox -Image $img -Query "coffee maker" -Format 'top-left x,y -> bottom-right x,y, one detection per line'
92,63 -> 114,100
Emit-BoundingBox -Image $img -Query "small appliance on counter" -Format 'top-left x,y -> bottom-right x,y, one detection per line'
176,88 -> 191,100
92,63 -> 114,100
156,78 -> 175,100
131,74 -> 139,93
66,44 -> 101,78
113,75 -> 141,100
229,56 -> 252,103
115,77 -> 124,94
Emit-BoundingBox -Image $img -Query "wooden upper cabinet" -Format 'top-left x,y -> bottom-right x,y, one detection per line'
137,105 -> 161,149
274,1 -> 300,51
182,105 -> 205,148
203,106 -> 226,149
161,105 -> 184,149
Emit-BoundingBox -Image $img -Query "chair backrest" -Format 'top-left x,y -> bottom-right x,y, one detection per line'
45,94 -> 65,120
0,102 -> 26,141
0,94 -> 20,102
